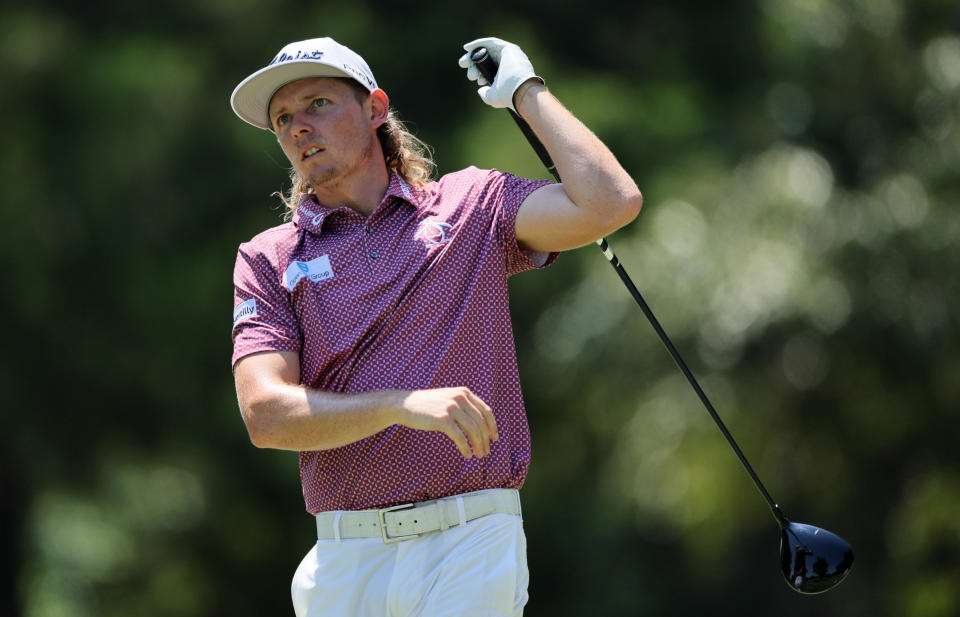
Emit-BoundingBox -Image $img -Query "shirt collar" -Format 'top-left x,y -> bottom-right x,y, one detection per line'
292,173 -> 426,235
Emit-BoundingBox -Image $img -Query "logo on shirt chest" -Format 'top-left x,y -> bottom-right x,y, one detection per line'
415,218 -> 454,246
283,255 -> 335,291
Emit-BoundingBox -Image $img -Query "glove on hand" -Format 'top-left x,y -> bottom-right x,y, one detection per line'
459,37 -> 544,113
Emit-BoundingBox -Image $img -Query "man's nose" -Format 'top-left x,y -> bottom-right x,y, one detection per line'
291,111 -> 313,136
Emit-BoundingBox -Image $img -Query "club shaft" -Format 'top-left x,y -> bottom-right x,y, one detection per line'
597,239 -> 787,527
470,47 -> 788,528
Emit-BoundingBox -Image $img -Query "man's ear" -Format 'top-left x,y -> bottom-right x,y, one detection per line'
368,88 -> 389,129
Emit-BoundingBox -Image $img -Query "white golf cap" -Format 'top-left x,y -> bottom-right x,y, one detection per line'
230,37 -> 378,130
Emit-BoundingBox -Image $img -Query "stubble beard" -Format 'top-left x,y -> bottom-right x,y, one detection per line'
305,131 -> 378,191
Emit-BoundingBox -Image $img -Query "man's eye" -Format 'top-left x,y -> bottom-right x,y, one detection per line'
276,113 -> 290,126
312,98 -> 328,108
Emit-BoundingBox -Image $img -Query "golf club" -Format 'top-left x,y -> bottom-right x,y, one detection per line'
470,46 -> 854,594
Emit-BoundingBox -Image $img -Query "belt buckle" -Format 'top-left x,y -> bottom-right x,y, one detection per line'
378,503 -> 416,544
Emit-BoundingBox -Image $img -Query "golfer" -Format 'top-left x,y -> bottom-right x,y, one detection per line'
229,35 -> 641,616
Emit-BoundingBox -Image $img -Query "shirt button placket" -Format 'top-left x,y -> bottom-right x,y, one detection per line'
364,223 -> 378,264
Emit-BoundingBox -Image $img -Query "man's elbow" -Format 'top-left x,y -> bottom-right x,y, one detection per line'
621,189 -> 643,226
603,189 -> 643,234
240,395 -> 281,449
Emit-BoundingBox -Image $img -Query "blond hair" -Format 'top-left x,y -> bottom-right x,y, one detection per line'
276,81 -> 435,216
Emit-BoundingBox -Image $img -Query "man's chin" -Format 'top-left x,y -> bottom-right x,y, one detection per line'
304,166 -> 340,189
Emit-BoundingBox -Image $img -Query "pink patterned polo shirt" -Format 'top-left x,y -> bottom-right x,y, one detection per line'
232,167 -> 556,514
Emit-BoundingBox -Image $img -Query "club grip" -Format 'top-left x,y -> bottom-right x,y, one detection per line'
470,48 -> 499,84
467,47 -> 559,181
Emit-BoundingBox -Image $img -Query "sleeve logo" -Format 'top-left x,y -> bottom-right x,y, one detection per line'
233,298 -> 258,327
283,255 -> 335,291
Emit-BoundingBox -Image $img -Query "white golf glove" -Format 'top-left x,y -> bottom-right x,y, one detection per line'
459,37 -> 544,113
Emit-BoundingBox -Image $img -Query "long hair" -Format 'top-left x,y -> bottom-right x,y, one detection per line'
276,80 -> 435,216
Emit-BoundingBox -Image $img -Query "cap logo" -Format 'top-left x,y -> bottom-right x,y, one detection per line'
341,63 -> 375,89
270,49 -> 325,66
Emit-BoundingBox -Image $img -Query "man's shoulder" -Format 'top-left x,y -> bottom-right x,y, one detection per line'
424,167 -> 508,202
233,222 -> 301,280
236,220 -> 299,264
433,166 -> 497,187
431,166 -> 543,191
427,167 -> 547,208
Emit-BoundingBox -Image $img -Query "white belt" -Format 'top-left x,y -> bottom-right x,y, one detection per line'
315,489 -> 521,544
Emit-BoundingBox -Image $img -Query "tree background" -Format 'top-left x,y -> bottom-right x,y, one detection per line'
3,1 -> 959,615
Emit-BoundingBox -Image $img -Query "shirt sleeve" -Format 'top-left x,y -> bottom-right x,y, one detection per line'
231,241 -> 302,368
488,170 -> 560,277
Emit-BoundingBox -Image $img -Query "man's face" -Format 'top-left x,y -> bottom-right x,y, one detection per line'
268,77 -> 385,191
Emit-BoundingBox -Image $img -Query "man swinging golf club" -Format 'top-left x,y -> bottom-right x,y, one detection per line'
229,35 -> 641,616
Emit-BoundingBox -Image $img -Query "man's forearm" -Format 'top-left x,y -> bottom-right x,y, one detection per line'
514,80 -> 642,224
244,384 -> 402,451
238,367 -> 496,458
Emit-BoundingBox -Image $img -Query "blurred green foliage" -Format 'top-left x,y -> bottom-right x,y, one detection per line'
3,0 -> 958,615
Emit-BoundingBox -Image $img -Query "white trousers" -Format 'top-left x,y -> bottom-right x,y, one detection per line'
292,511 -> 528,617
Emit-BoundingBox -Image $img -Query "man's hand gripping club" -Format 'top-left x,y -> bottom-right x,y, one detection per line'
459,37 -> 543,113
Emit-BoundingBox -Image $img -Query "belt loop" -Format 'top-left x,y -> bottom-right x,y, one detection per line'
333,511 -> 343,543
456,496 -> 467,527
437,501 -> 448,531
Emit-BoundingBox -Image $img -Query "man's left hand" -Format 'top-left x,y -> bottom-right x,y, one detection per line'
459,37 -> 543,113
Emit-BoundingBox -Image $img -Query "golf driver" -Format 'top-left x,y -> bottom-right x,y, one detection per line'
469,46 -> 854,594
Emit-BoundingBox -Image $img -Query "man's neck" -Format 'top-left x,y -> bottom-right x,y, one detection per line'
311,164 -> 390,217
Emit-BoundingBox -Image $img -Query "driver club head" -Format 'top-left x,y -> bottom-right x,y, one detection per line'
779,522 -> 854,593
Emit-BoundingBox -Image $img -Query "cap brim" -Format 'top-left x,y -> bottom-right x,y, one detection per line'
230,61 -> 356,130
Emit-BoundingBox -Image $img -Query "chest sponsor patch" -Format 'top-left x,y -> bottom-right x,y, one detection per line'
233,298 -> 258,327
415,218 -> 455,246
283,254 -> 335,291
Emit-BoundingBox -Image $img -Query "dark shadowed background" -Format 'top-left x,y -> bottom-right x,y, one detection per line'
3,1 -> 959,615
